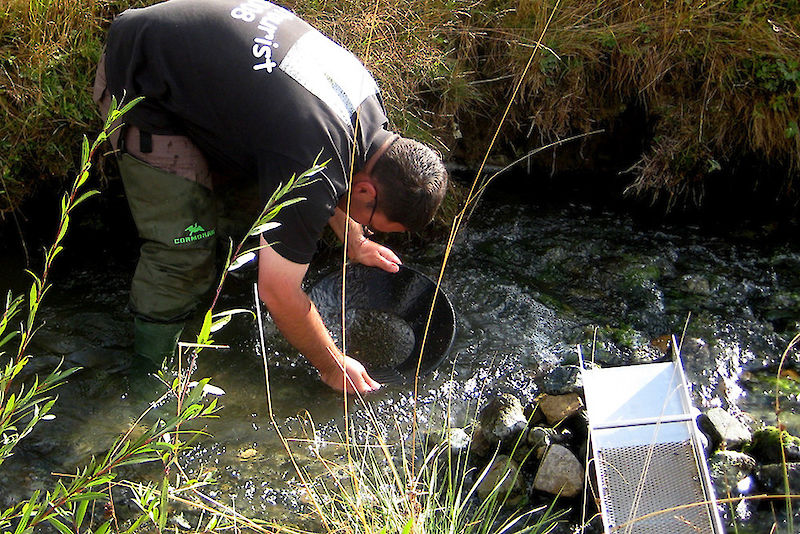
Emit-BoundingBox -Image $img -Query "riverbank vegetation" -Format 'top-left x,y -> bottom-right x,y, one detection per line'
2,0 -> 799,216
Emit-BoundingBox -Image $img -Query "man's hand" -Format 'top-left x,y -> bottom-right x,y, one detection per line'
258,238 -> 383,395
319,348 -> 382,394
349,237 -> 401,273
329,207 -> 402,273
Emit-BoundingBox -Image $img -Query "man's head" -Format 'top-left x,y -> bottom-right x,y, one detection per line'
368,137 -> 448,233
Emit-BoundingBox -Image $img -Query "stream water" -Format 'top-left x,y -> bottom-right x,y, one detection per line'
1,189 -> 798,531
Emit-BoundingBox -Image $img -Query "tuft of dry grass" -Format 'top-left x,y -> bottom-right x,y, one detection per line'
0,0 -> 149,214
2,0 -> 799,213
451,0 -> 800,205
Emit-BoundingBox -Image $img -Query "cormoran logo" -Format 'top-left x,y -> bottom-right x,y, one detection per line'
175,223 -> 215,245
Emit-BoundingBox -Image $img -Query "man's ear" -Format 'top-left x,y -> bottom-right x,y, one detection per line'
353,181 -> 376,202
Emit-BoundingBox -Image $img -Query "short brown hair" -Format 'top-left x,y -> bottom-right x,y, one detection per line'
371,137 -> 448,232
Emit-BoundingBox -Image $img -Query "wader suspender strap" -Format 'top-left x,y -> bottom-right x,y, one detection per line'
139,130 -> 153,153
116,125 -> 153,154
117,124 -> 129,153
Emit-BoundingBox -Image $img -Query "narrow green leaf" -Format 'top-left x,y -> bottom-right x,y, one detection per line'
0,331 -> 19,348
212,308 -> 254,321
227,252 -> 256,272
76,170 -> 90,189
56,215 -> 69,244
74,498 -> 89,530
112,454 -> 162,468
118,95 -> 145,117
265,196 -> 306,219
14,490 -> 38,534
71,190 -> 100,210
121,511 -> 149,534
249,221 -> 281,236
28,285 -> 37,315
80,136 -> 90,165
23,270 -> 40,291
209,315 -> 231,333
401,516 -> 414,534
93,520 -> 111,534
47,517 -> 74,534
157,477 -> 168,531
84,474 -> 115,489
198,310 -> 212,343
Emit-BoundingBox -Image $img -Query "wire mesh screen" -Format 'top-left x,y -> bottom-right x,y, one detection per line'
595,440 -> 717,533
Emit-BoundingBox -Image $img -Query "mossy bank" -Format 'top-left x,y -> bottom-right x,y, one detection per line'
2,0 -> 799,218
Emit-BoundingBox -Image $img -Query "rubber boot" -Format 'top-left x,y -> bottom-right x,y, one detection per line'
133,317 -> 184,372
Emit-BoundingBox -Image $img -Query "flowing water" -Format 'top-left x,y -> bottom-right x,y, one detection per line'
1,192 -> 799,531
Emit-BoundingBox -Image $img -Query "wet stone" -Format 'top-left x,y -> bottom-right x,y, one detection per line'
538,393 -> 584,425
445,427 -> 471,453
747,426 -> 800,464
532,444 -> 583,498
755,463 -> 800,494
681,274 -> 712,295
476,455 -> 526,506
540,365 -> 583,395
698,407 -> 752,451
470,426 -> 493,458
526,427 -> 559,459
238,448 -> 259,460
169,513 -> 193,531
478,393 -> 527,445
429,427 -> 471,454
708,451 -> 758,496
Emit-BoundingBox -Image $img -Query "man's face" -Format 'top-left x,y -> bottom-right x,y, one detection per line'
362,208 -> 407,234
341,172 -> 408,234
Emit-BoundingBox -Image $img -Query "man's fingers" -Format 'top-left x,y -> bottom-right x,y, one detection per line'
379,259 -> 400,273
376,250 -> 401,273
379,247 -> 402,265
363,371 -> 381,391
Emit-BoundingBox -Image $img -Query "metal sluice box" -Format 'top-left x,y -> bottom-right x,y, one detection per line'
580,350 -> 725,533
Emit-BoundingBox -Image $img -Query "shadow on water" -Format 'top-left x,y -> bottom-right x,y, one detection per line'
1,187 -> 799,528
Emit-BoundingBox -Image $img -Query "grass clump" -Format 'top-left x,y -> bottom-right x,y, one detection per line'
1,1 -> 129,213
445,0 -> 800,206
5,0 -> 800,214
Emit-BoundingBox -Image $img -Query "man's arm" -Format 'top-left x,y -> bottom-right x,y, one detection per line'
257,236 -> 381,394
328,207 -> 401,273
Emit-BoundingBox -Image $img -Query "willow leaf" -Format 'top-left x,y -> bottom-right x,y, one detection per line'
47,517 -> 74,534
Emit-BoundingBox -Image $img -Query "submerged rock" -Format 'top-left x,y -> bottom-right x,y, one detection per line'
746,426 -> 800,464
532,444 -> 583,498
681,274 -> 712,296
526,426 -> 560,459
478,393 -> 527,446
698,407 -> 752,451
538,393 -> 584,425
540,365 -> 584,395
708,450 -> 758,497
755,463 -> 800,494
476,455 -> 526,506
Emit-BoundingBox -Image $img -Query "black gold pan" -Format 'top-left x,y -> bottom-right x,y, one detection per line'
309,264 -> 456,385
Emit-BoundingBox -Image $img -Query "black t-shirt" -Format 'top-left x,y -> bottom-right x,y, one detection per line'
105,0 -> 392,263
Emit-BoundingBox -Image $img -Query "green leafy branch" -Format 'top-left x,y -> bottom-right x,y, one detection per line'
0,378 -> 219,534
11,95 -> 143,368
191,155 -> 327,351
0,95 -> 143,468
0,95 -> 222,534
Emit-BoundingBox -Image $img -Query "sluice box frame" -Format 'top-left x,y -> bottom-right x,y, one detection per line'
580,346 -> 725,534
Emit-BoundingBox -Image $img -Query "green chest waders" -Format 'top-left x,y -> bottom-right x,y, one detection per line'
119,153 -> 218,369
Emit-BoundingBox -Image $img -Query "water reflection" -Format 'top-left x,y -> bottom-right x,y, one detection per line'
2,198 -> 799,527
